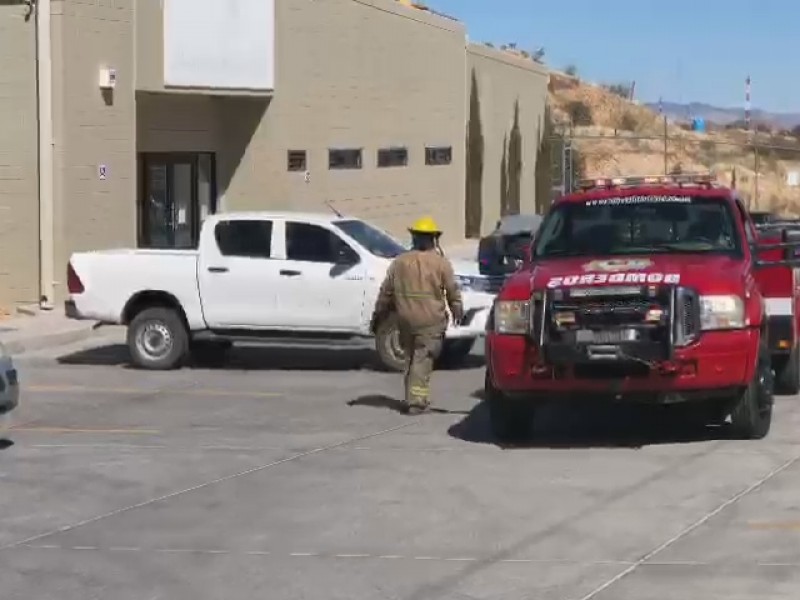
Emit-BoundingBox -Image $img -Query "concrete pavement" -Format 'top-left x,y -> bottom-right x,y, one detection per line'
1,340 -> 800,599
0,311 -> 98,356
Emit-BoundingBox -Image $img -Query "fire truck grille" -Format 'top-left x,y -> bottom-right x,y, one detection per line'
675,287 -> 700,344
551,297 -> 655,327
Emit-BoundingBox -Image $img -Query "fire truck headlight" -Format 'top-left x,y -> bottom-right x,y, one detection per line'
494,300 -> 530,334
699,295 -> 745,330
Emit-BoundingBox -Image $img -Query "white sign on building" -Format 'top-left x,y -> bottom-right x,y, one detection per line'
163,0 -> 275,90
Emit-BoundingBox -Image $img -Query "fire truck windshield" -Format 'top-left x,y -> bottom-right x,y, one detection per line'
533,195 -> 742,259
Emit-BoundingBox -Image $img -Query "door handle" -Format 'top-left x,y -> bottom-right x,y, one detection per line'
208,266 -> 229,273
280,269 -> 301,277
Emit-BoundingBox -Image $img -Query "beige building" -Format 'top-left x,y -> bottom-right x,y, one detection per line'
0,0 -> 548,309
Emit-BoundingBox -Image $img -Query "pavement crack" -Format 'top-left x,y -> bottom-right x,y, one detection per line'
0,420 -> 418,553
401,438 -> 728,600
574,453 -> 800,600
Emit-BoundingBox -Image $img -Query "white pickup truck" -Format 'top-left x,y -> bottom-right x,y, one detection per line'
65,212 -> 495,371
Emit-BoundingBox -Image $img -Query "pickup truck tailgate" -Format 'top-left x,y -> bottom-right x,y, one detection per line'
67,249 -> 204,327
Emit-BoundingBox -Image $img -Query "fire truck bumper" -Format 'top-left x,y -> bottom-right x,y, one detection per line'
487,329 -> 758,403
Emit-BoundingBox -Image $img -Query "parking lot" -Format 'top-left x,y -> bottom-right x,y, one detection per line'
2,332 -> 800,600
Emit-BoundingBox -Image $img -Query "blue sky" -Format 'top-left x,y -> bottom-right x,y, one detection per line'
430,0 -> 798,113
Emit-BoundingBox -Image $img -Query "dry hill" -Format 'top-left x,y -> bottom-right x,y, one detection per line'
548,72 -> 800,216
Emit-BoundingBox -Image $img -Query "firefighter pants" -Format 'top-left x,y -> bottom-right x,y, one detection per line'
401,327 -> 444,408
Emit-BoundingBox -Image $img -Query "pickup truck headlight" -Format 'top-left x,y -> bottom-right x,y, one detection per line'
456,274 -> 491,293
494,300 -> 530,334
699,295 -> 745,330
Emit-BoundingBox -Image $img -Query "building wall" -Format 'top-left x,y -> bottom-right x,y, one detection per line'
0,4 -> 40,306
50,0 -> 137,302
466,44 -> 549,236
0,0 -> 549,308
220,0 -> 468,241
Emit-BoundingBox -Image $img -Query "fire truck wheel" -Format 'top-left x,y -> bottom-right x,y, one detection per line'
730,344 -> 774,440
774,347 -> 800,395
485,371 -> 533,442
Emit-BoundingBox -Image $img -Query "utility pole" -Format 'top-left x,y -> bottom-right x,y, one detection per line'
754,143 -> 760,208
663,116 -> 669,175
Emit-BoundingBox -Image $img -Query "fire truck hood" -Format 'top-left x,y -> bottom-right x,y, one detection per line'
532,254 -> 744,293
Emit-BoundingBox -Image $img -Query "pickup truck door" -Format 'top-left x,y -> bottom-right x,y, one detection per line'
274,220 -> 368,330
197,218 -> 286,328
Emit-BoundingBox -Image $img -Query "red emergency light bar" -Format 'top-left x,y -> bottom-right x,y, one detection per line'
577,172 -> 718,191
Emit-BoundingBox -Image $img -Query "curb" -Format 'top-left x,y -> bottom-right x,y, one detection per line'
3,325 -> 97,357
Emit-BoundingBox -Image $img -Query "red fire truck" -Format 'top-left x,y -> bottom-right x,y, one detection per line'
754,218 -> 800,394
485,173 -> 800,442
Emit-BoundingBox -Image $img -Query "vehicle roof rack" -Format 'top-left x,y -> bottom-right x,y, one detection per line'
576,172 -> 720,191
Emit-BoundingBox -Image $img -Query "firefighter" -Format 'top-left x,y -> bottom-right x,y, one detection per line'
370,217 -> 464,414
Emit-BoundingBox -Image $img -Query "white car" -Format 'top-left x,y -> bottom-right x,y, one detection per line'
65,212 -> 495,371
0,342 -> 20,418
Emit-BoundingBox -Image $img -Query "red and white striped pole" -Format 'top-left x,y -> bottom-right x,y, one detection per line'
745,75 -> 751,131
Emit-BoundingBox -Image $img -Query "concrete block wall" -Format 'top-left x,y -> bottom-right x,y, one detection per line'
221,0 -> 468,242
51,0 -> 137,303
466,44 -> 549,236
0,5 -> 40,306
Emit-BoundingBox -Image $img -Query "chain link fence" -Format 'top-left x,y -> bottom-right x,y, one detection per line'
546,128 -> 800,216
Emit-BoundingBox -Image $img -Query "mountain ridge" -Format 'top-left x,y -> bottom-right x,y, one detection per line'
644,100 -> 800,129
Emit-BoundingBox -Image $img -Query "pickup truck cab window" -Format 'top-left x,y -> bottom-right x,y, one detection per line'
214,220 -> 273,258
286,222 -> 358,264
534,195 -> 742,259
333,219 -> 406,259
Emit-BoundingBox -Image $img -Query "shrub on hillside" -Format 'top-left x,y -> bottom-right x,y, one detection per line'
567,100 -> 593,126
564,64 -> 578,77
617,111 -> 638,132
604,82 -> 632,99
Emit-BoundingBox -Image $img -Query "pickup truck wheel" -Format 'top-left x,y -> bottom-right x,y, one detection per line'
127,308 -> 188,371
485,370 -> 533,443
774,346 -> 800,395
730,344 -> 774,440
374,315 -> 406,372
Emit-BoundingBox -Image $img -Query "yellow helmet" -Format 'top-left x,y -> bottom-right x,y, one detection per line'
409,216 -> 442,235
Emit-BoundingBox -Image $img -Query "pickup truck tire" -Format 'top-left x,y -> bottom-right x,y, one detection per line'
729,342 -> 774,440
774,346 -> 800,395
374,314 -> 406,372
485,370 -> 533,443
127,307 -> 189,371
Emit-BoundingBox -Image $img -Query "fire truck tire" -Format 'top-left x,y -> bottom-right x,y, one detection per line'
730,343 -> 774,440
774,347 -> 800,395
485,371 -> 533,442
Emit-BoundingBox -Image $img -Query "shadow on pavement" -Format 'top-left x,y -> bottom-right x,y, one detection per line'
449,396 -> 731,449
348,394 -> 407,413
0,439 -> 14,450
57,344 -> 377,371
348,395 -> 471,416
56,343 -> 485,373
